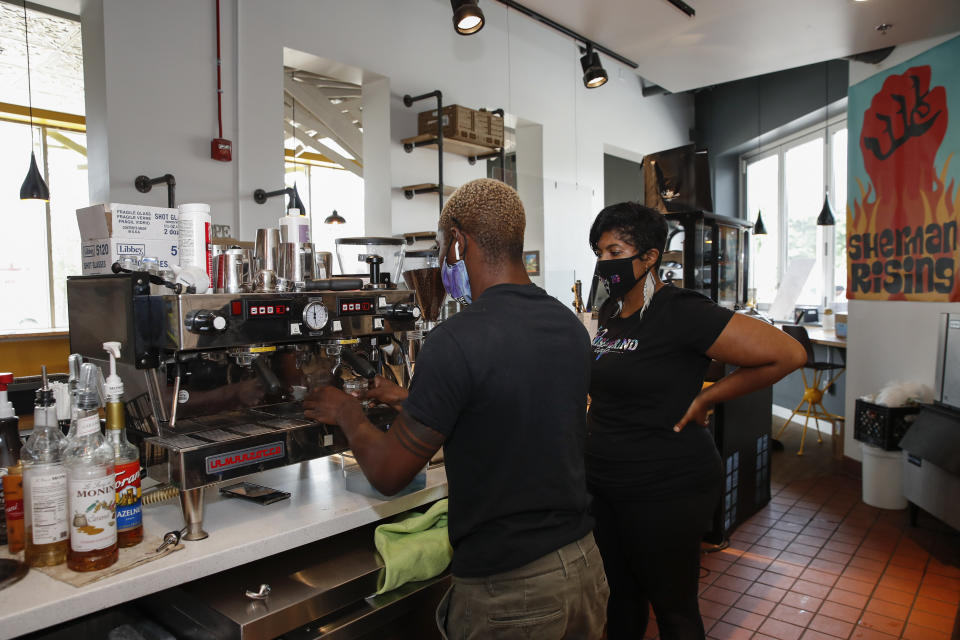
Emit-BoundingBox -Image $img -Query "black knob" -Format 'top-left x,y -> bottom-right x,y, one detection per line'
382,303 -> 420,322
185,310 -> 228,333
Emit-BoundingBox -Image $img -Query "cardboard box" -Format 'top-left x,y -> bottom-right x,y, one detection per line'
76,203 -> 180,275
417,105 -> 504,149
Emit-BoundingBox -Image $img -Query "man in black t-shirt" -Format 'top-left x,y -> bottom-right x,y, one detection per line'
305,179 -> 608,639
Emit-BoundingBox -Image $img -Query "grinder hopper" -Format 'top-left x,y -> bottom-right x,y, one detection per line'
403,267 -> 446,324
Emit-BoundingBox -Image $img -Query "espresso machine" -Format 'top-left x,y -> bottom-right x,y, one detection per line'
65,246 -> 448,541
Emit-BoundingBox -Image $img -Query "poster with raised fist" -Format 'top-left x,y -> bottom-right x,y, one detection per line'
847,36 -> 960,301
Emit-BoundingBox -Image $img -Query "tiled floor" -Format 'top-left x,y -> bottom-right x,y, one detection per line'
645,419 -> 960,640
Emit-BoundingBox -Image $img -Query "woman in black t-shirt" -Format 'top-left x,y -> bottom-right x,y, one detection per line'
586,203 -> 806,640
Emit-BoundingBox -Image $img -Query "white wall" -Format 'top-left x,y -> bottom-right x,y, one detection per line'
81,0 -> 692,302
843,32 -> 960,461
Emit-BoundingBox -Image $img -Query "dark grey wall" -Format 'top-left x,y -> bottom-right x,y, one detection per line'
603,154 -> 644,207
694,59 -> 850,218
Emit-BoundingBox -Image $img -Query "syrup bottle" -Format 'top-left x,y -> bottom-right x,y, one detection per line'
23,366 -> 69,566
64,363 -> 118,571
102,342 -> 142,547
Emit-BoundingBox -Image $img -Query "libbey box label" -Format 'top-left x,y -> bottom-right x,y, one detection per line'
205,442 -> 285,474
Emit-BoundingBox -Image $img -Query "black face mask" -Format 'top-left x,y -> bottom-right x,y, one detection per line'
596,255 -> 652,299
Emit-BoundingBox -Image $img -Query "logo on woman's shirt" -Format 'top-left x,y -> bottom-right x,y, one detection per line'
592,328 -> 638,360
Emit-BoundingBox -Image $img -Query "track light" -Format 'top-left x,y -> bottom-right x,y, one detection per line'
580,44 -> 608,89
452,0 -> 484,35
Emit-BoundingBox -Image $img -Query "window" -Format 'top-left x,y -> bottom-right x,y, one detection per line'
283,158 -> 364,269
0,6 -> 86,332
742,118 -> 847,309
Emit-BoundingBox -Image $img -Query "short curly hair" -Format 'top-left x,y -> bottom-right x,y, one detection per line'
439,178 -> 525,264
589,202 -> 667,266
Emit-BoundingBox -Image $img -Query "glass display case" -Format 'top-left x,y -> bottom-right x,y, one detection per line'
662,210 -> 752,308
588,210 -> 752,311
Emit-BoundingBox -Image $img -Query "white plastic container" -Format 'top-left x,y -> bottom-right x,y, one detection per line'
279,209 -> 311,244
861,443 -> 908,509
178,203 -> 212,293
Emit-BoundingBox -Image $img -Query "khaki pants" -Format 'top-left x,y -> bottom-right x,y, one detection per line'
436,532 -> 609,639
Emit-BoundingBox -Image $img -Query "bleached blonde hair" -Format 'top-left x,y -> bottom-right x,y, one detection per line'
439,178 -> 525,264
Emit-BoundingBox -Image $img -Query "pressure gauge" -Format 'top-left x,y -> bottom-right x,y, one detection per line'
302,301 -> 329,331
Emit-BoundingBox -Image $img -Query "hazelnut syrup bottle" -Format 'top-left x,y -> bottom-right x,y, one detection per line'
102,342 -> 142,547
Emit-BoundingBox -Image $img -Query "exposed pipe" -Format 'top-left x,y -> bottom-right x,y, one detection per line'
215,0 -> 223,140
135,173 -> 176,208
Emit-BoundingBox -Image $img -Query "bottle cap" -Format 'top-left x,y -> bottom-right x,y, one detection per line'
34,364 -> 54,408
76,362 -> 104,410
179,202 -> 211,214
103,342 -> 124,401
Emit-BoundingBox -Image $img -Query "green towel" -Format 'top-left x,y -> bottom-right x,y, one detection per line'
375,499 -> 452,594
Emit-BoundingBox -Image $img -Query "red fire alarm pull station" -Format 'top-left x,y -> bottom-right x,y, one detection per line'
211,0 -> 232,162
211,138 -> 232,162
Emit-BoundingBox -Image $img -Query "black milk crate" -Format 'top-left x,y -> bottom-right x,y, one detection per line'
853,399 -> 921,451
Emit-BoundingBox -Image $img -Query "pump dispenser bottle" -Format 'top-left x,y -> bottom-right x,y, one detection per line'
64,363 -> 118,571
23,366 -> 69,566
102,342 -> 142,547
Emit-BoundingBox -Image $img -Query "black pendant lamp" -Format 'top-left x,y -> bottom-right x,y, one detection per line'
816,62 -> 835,227
288,91 -> 308,216
817,193 -> 836,226
324,210 -> 346,225
19,1 -> 49,201
754,210 -> 767,235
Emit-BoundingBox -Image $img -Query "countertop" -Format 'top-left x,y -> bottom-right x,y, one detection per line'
0,458 -> 448,639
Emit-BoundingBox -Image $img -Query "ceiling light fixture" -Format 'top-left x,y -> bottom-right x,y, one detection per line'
875,23 -> 893,35
19,0 -> 49,201
817,61 -> 836,227
324,210 -> 346,225
452,0 -> 484,35
580,44 -> 608,89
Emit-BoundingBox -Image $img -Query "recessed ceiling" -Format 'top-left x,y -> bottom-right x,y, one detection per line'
509,0 -> 960,92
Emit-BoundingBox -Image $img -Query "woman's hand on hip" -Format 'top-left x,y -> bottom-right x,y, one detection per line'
674,396 -> 713,432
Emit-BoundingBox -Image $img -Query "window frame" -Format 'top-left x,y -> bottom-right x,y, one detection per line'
740,113 -> 847,308
0,106 -> 87,336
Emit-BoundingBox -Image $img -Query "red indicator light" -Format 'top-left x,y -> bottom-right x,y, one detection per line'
231,301 -> 243,315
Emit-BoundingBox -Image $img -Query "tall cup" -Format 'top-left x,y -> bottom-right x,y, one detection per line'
278,242 -> 305,285
315,252 -> 333,279
254,228 -> 281,273
215,251 -> 246,293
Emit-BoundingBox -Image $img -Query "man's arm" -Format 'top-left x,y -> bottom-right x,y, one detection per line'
304,386 -> 444,495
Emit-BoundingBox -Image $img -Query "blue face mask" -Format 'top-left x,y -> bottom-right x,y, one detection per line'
441,241 -> 472,305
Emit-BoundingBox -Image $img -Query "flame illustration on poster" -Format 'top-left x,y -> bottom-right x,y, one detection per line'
847,36 -> 960,301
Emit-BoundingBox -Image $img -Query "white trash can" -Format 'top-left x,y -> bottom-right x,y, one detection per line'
861,443 -> 908,509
